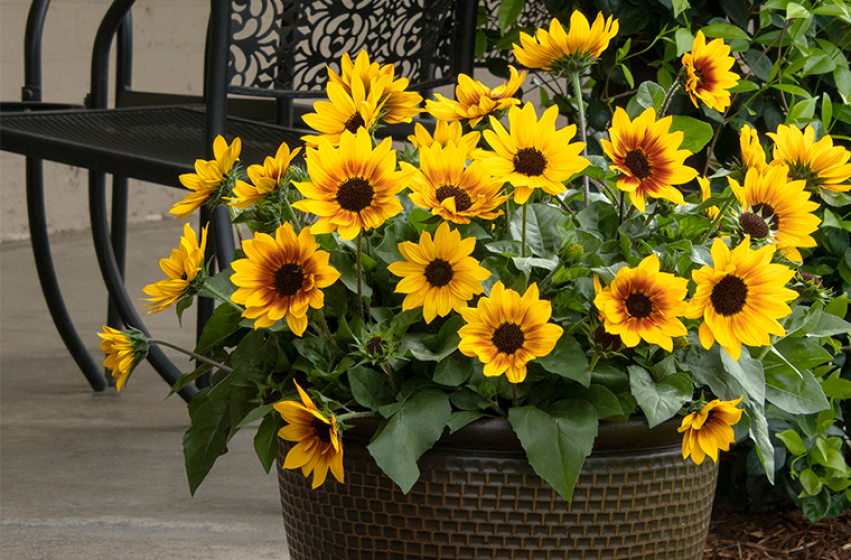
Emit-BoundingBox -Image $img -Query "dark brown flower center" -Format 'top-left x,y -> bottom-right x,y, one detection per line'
366,336 -> 387,356
336,177 -> 374,212
513,148 -> 547,177
311,416 -> 333,445
273,263 -> 305,297
751,203 -> 780,230
435,185 -> 473,212
180,272 -> 188,281
344,113 -> 366,133
491,322 -> 525,355
424,259 -> 454,287
624,149 -> 653,180
739,212 -> 770,239
693,67 -> 704,88
710,275 -> 748,317
625,292 -> 653,319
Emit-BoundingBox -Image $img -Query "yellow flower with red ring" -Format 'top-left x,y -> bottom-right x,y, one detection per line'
425,65 -> 525,128
678,397 -> 743,465
275,381 -> 344,489
230,223 -> 340,334
682,31 -> 739,112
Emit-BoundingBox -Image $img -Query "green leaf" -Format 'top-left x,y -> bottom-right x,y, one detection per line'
786,1 -> 812,19
196,265 -> 238,301
801,488 -> 831,523
721,350 -> 765,404
765,367 -> 830,414
669,115 -> 714,154
349,365 -> 395,410
253,413 -> 280,474
509,203 -> 565,258
236,402 -> 275,429
508,402 -> 598,501
572,384 -> 623,419
777,429 -> 807,456
194,302 -> 245,355
743,400 -> 775,484
822,370 -> 851,400
367,389 -> 452,493
811,437 -> 848,471
822,92 -> 834,131
672,0 -> 691,18
434,352 -> 474,386
291,337 -> 337,371
701,24 -> 749,41
535,334 -> 591,387
674,28 -> 694,57
183,389 -> 231,495
447,411 -> 487,434
800,468 -> 823,496
634,81 -> 666,113
497,0 -> 525,32
786,98 -> 817,124
628,365 -> 692,428
771,83 -> 813,98
834,68 -> 851,104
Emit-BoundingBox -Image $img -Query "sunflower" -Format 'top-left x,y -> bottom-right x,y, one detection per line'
170,136 -> 241,219
479,102 -> 589,204
458,282 -> 563,383
407,120 -> 481,158
228,141 -> 301,209
739,124 -> 767,173
387,222 -> 490,323
767,124 -> 851,193
403,141 -> 508,224
230,223 -> 341,334
97,326 -> 149,392
682,31 -> 739,113
512,11 -> 619,74
593,254 -> 688,352
142,223 -> 209,313
275,381 -> 344,489
328,50 -> 422,125
678,397 -> 743,465
301,79 -> 385,146
601,106 -> 698,213
425,65 -> 525,128
291,129 -> 410,240
685,237 -> 798,361
698,176 -> 721,220
729,165 -> 820,262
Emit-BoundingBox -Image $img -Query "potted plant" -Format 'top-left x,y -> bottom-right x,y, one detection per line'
98,7 -> 851,559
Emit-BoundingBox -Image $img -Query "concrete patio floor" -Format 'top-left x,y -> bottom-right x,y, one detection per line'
0,220 -> 290,559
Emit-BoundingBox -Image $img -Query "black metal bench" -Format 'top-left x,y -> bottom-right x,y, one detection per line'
1,0 -> 476,401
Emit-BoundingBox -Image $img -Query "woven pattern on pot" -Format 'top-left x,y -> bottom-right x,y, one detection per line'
277,438 -> 718,560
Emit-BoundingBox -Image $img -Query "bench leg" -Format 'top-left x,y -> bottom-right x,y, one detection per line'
26,156 -> 108,392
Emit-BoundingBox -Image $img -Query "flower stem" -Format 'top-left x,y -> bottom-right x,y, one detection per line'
147,339 -> 233,373
356,231 -> 366,323
512,384 -> 520,408
201,284 -> 244,313
658,69 -> 684,119
538,262 -> 564,294
337,410 -> 379,423
569,71 -> 591,207
226,205 -> 246,246
521,203 -> 528,258
313,309 -> 340,351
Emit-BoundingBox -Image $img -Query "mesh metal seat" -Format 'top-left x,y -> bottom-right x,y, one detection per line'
0,0 -> 476,401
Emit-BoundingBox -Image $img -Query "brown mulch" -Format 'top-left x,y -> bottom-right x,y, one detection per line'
703,503 -> 851,560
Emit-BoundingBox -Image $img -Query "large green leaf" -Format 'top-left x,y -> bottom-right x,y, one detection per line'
329,251 -> 373,298
367,389 -> 451,493
508,402 -> 599,501
535,334 -> 591,387
434,352 -> 474,386
720,350 -> 765,404
628,365 -> 692,428
743,400 -> 775,484
349,365 -> 395,410
682,340 -> 746,401
183,389 -> 231,495
765,367 -> 829,414
194,302 -> 245,355
669,116 -> 714,154
509,203 -> 565,258
253,413 -> 280,474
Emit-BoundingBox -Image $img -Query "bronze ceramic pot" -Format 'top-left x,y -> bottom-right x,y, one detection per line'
277,416 -> 718,560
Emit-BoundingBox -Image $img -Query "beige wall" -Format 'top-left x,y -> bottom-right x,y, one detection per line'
0,0 -> 208,241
